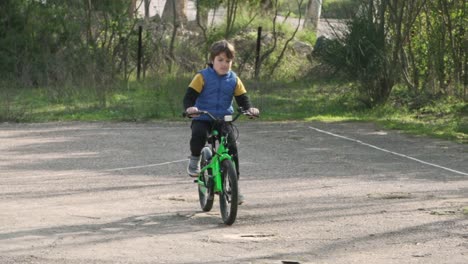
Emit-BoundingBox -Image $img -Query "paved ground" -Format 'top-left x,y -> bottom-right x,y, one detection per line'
0,121 -> 467,263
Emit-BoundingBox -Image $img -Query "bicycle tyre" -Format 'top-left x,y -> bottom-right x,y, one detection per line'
219,159 -> 238,225
198,147 -> 214,211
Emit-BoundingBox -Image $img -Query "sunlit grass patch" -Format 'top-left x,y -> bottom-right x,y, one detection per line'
1,77 -> 466,144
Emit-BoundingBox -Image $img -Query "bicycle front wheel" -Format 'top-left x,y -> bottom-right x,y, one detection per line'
219,159 -> 238,225
198,147 -> 214,211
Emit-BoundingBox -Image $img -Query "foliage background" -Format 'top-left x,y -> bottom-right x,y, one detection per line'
0,0 -> 466,143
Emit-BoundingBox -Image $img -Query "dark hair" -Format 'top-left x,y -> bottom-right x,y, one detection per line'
209,40 -> 235,62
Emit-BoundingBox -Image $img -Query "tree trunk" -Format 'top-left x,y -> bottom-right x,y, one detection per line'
261,0 -> 273,12
225,0 -> 239,38
195,0 -> 209,60
270,0 -> 305,76
144,0 -> 151,19
196,0 -> 208,29
303,0 -> 322,30
162,0 -> 187,26
128,0 -> 137,18
168,0 -> 179,73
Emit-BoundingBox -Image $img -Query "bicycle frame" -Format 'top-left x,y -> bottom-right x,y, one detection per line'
198,128 -> 233,193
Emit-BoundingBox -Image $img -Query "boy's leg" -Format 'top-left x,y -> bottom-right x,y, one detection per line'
190,121 -> 210,156
187,121 -> 210,176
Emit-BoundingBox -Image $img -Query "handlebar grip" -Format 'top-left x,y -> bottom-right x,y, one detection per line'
183,110 -> 207,118
243,111 -> 259,118
246,113 -> 260,119
237,107 -> 259,118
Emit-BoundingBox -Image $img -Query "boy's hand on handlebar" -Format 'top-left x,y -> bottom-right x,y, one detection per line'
247,107 -> 260,117
186,107 -> 200,117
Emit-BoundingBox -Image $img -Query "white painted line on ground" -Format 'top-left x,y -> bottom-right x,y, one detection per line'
253,130 -> 298,134
0,159 -> 189,178
102,159 -> 188,172
308,126 -> 468,176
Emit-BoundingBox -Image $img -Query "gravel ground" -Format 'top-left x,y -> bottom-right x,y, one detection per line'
0,121 -> 467,264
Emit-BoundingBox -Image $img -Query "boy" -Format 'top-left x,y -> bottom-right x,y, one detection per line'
183,40 -> 259,203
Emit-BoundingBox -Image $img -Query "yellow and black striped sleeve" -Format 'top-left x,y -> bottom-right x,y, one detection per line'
188,73 -> 204,93
183,74 -> 204,109
234,77 -> 252,110
234,77 -> 247,96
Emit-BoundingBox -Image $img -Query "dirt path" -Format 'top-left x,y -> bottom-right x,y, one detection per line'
0,121 -> 467,263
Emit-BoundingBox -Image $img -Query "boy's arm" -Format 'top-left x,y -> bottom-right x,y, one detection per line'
234,93 -> 252,110
183,87 -> 199,109
234,77 -> 252,110
183,73 -> 204,110
234,77 -> 259,116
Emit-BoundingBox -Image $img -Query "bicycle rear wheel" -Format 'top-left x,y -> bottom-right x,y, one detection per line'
219,159 -> 238,225
198,147 -> 214,211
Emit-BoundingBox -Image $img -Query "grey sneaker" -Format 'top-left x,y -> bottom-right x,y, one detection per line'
238,193 -> 245,205
187,155 -> 201,177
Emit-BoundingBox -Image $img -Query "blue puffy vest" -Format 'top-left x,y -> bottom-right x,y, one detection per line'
194,67 -> 237,121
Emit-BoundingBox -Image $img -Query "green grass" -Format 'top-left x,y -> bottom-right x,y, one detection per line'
463,207 -> 468,215
0,74 -> 191,122
247,79 -> 467,143
1,77 -> 466,144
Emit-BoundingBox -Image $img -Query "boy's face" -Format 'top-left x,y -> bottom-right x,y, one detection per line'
212,52 -> 232,76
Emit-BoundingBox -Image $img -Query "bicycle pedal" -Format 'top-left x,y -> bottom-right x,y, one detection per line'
193,179 -> 198,183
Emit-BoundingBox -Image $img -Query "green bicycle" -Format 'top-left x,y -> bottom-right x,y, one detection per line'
185,108 -> 256,225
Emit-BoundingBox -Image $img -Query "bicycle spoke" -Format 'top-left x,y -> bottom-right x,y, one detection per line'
223,191 -> 231,204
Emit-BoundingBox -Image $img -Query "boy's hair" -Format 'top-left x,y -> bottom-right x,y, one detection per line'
209,40 -> 235,62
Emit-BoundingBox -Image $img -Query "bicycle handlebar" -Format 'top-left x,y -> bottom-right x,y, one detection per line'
182,108 -> 259,121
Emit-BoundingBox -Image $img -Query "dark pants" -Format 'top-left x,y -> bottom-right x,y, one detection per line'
190,120 -> 240,177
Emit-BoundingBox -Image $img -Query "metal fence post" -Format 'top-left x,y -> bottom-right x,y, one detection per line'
137,25 -> 142,81
254,26 -> 262,80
